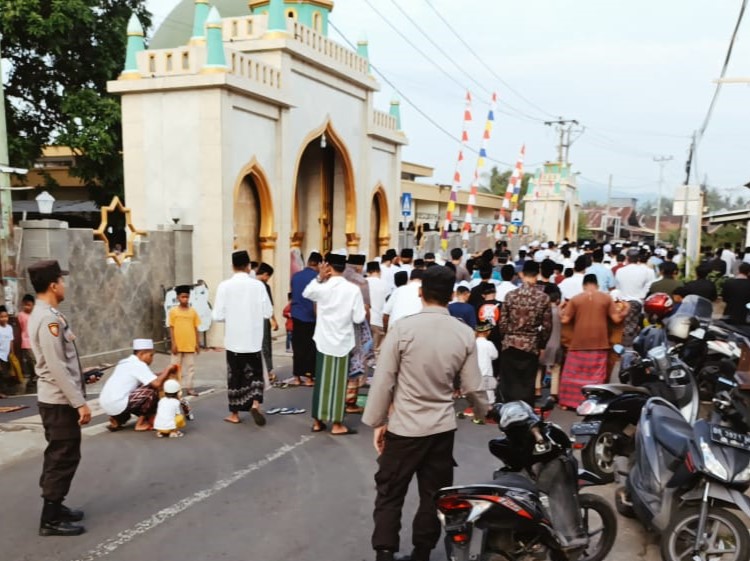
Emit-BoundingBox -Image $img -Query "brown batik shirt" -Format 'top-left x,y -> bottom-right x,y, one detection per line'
499,282 -> 552,354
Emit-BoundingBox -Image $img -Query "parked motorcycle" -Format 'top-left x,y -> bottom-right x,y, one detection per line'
436,400 -> 617,561
618,384 -> 750,561
571,343 -> 700,482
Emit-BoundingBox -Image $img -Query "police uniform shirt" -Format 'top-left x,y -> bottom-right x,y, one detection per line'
29,300 -> 86,408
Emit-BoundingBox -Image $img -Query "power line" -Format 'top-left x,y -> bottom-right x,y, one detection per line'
329,20 -> 514,168
421,0 -> 556,120
697,0 -> 747,141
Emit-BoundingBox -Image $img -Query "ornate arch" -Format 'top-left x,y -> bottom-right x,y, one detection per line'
291,118 -> 357,248
233,157 -> 277,250
371,183 -> 391,252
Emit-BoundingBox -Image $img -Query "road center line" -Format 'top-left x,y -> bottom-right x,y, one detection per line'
70,435 -> 313,561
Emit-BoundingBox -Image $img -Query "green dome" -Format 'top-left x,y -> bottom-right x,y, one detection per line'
150,0 -> 249,49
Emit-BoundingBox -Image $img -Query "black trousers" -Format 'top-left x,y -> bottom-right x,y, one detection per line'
498,347 -> 539,407
292,319 -> 316,379
372,430 -> 455,553
38,403 -> 81,503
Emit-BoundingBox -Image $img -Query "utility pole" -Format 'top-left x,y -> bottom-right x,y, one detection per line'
653,155 -> 673,245
544,118 -> 580,165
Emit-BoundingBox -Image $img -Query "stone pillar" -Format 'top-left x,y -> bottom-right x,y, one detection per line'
19,219 -> 70,314
172,225 -> 194,285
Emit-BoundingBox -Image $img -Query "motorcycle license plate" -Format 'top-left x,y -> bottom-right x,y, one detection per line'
710,425 -> 750,452
571,421 -> 601,436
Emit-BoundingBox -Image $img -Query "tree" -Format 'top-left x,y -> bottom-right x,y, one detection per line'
1,0 -> 152,204
487,166 -> 533,201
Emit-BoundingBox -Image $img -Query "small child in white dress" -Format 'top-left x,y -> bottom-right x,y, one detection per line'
154,379 -> 186,438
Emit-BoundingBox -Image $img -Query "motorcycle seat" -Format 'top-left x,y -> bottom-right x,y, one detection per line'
650,404 -> 693,457
583,383 -> 650,396
490,472 -> 538,494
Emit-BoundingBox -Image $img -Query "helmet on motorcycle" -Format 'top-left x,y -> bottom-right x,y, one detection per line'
643,292 -> 674,319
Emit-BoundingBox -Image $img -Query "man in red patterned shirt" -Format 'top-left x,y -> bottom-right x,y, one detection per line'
498,260 -> 552,406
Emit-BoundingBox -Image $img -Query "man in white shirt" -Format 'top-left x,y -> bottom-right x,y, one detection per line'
615,249 -> 653,346
559,255 -> 589,301
495,264 -> 517,303
366,261 -> 388,357
303,252 -> 366,435
721,243 -> 737,277
380,250 -> 399,295
212,250 -> 273,426
100,339 -> 174,432
398,248 -> 414,277
383,269 -> 424,329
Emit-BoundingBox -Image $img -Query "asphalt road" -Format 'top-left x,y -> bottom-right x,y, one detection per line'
0,349 -> 661,561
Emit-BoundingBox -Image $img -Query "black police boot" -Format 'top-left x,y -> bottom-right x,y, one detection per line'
39,500 -> 85,537
59,504 -> 84,522
375,550 -> 395,561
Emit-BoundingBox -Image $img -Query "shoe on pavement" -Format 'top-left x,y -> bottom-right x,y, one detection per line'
395,547 -> 431,561
375,550 -> 395,561
39,520 -> 85,537
250,408 -> 266,426
59,504 -> 84,522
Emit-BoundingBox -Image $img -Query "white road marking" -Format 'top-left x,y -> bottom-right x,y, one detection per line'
70,435 -> 313,561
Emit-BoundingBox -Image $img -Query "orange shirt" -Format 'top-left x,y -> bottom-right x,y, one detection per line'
168,305 -> 200,353
565,291 -> 618,351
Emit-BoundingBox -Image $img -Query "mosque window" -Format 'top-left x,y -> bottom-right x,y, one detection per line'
312,11 -> 322,32
166,53 -> 173,72
148,54 -> 156,73
182,52 -> 190,70
286,8 -> 297,20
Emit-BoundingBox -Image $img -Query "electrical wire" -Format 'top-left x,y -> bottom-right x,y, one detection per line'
696,0 -> 748,142
329,20 -> 514,168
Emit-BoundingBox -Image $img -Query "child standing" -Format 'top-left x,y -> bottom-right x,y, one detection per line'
17,294 -> 36,390
168,285 -> 201,396
0,306 -> 14,398
475,321 -> 499,402
154,379 -> 186,438
282,292 -> 293,353
537,285 -> 562,401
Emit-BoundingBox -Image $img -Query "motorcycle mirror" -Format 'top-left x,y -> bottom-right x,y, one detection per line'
612,344 -> 625,356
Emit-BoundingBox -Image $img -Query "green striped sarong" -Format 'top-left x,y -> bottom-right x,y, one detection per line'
311,352 -> 349,423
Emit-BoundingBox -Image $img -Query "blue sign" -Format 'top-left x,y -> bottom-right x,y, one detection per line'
401,193 -> 412,217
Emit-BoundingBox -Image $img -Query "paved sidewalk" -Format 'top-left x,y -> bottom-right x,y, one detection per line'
0,336 -> 293,469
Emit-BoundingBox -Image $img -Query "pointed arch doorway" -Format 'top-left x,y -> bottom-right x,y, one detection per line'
233,159 -> 276,263
292,122 -> 357,259
370,185 -> 390,259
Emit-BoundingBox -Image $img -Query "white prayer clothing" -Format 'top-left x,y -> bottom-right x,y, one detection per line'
495,281 -> 517,303
99,355 -> 157,415
721,249 -> 736,277
559,274 -> 584,301
154,396 -> 182,431
212,272 -> 273,353
383,282 -> 423,327
367,276 -> 388,328
380,264 -> 398,294
615,264 -> 653,301
476,337 -> 498,378
0,324 -> 13,361
303,276 -> 366,357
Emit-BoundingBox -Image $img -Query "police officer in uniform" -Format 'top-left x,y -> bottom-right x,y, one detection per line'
28,260 -> 90,536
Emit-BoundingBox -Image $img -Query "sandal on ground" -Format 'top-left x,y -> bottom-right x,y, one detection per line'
280,377 -> 303,387
266,407 -> 282,415
223,416 -> 242,424
169,431 -> 184,438
250,408 -> 266,426
134,425 -> 153,432
345,406 -> 364,414
331,427 -> 358,436
106,423 -> 124,433
311,421 -> 327,433
186,390 -> 199,397
279,407 -> 306,415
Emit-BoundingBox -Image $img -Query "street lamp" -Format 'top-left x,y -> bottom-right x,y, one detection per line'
35,191 -> 55,215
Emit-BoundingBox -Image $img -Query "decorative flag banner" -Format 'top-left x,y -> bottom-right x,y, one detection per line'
462,92 -> 498,241
440,91 -> 472,251
497,144 -> 526,238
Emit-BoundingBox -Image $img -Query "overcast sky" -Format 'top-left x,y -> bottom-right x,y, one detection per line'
149,0 -> 750,203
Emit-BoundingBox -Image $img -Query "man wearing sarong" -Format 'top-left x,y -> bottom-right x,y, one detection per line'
497,260 -> 552,406
303,252 -> 366,435
615,248 -> 652,346
343,254 -> 373,414
558,274 -> 628,409
212,250 -> 273,426
100,339 -> 175,431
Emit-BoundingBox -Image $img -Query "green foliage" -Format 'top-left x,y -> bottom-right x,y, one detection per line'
1,0 -> 151,204
577,210 -> 589,241
487,166 -> 533,200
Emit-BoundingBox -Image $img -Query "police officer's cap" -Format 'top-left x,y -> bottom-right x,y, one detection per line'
28,260 -> 68,289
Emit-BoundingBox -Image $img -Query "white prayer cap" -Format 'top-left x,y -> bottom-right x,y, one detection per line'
519,245 -> 529,252
530,240 -> 540,248
541,242 -> 549,249
333,248 -> 348,256
133,338 -> 154,351
603,244 -> 612,253
457,280 -> 471,290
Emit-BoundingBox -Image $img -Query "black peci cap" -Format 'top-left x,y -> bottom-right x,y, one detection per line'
325,252 -> 347,266
347,254 -> 367,266
232,250 -> 251,268
366,261 -> 381,273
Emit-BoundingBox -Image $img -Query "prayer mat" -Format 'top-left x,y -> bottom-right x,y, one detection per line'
0,405 -> 29,413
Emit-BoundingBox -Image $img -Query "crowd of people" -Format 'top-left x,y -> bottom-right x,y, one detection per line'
23,237 -> 750,558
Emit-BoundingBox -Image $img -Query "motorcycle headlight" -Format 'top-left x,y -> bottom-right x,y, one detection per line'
576,399 -> 608,416
700,438 -> 729,481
